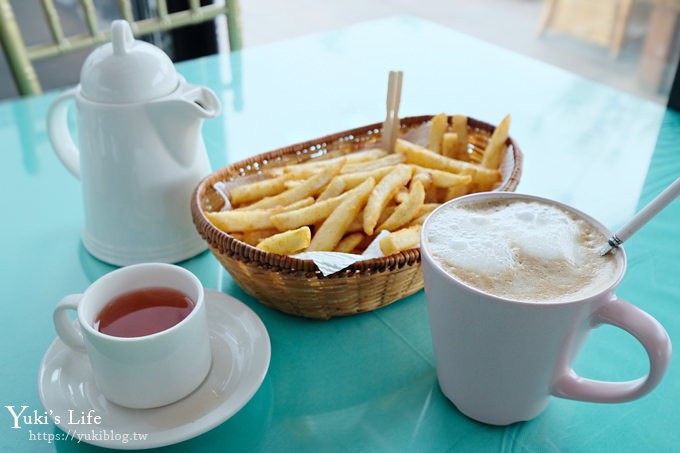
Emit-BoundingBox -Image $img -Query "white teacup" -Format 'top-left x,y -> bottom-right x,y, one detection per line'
421,192 -> 672,425
53,263 -> 212,409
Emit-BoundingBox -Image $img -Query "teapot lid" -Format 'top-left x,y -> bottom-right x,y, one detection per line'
80,20 -> 178,103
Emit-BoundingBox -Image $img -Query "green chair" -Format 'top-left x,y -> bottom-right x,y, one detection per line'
0,0 -> 242,96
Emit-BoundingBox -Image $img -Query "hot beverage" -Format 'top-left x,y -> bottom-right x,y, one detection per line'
54,263 -> 211,408
95,287 -> 194,337
425,198 -> 619,302
420,193 -> 670,425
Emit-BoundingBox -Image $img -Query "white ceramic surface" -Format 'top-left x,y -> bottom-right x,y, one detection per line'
53,263 -> 212,409
46,20 -> 220,266
420,192 -> 672,426
80,21 -> 178,104
39,290 -> 271,450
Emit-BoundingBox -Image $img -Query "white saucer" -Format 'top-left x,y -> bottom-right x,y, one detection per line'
38,290 -> 271,450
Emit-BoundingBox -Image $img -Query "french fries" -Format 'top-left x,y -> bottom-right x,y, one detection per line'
205,208 -> 278,232
243,162 -> 342,210
280,149 -> 385,177
228,174 -> 292,205
335,232 -> 365,253
451,115 -> 469,159
241,228 -> 279,246
341,153 -> 405,174
363,164 -> 413,235
441,132 -> 459,159
380,225 -> 422,256
411,165 -> 471,188
481,114 -> 511,170
256,226 -> 311,254
270,188 -> 352,231
395,139 -> 500,187
428,113 -> 448,153
309,178 -> 375,251
410,204 -> 440,226
317,177 -> 346,201
378,180 -> 425,232
204,112 -> 512,256
337,166 -> 395,189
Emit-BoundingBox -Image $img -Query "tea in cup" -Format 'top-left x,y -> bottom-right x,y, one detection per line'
420,192 -> 672,425
53,263 -> 212,409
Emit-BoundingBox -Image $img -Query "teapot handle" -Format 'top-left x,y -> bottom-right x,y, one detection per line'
47,88 -> 80,179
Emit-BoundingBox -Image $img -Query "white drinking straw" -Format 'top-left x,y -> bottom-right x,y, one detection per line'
600,177 -> 680,256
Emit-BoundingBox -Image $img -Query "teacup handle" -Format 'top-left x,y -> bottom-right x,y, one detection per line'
552,297 -> 671,402
53,294 -> 86,352
46,87 -> 80,179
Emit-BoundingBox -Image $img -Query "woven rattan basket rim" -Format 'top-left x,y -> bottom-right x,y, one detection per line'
192,115 -> 523,276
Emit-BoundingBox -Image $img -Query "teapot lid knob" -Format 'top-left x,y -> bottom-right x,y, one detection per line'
111,20 -> 134,56
79,20 -> 179,104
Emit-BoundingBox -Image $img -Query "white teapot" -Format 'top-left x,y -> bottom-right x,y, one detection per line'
47,20 -> 219,266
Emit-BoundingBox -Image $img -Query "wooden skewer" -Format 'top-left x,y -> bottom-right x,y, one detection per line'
389,71 -> 403,151
381,70 -> 403,152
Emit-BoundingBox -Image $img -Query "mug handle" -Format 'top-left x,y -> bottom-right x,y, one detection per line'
552,297 -> 671,402
53,294 -> 86,352
46,87 -> 80,179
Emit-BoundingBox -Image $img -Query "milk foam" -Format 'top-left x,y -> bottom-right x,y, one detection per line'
426,199 -> 619,302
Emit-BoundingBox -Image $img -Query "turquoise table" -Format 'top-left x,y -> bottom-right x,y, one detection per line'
1,16 -> 679,452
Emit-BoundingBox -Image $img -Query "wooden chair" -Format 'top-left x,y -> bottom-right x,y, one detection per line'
537,0 -> 634,58
640,0 -> 680,93
0,0 -> 242,96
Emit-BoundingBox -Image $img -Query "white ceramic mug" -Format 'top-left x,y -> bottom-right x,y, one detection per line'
420,192 -> 672,425
53,263 -> 212,409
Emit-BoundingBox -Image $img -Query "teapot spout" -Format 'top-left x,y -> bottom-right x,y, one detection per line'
183,86 -> 221,119
147,84 -> 221,167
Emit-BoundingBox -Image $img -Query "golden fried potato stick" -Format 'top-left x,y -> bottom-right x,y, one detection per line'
418,203 -> 439,216
208,197 -> 314,233
228,173 -> 292,206
243,161 -> 342,210
337,166 -> 396,189
283,180 -> 303,189
424,183 -> 439,204
334,232 -> 365,253
411,171 -> 433,191
363,164 -> 414,235
241,228 -> 280,246
346,209 -> 365,233
346,205 -> 396,233
281,197 -> 315,211
256,226 -> 311,255
308,178 -> 375,251
379,225 -> 422,256
451,115 -> 469,159
428,113 -> 448,153
481,114 -> 511,170
445,179 -> 472,201
409,204 -> 440,226
378,180 -> 425,232
281,148 -> 386,177
394,187 -> 409,204
410,165 -> 472,188
206,209 -> 277,232
270,190 -> 353,231
341,153 -> 405,174
409,214 -> 429,227
441,132 -> 459,159
317,177 -> 346,201
395,139 -> 499,187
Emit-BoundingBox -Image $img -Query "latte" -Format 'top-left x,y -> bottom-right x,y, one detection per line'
425,198 -> 619,302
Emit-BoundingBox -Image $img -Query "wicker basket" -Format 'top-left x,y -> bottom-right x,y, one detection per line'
192,115 -> 523,319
